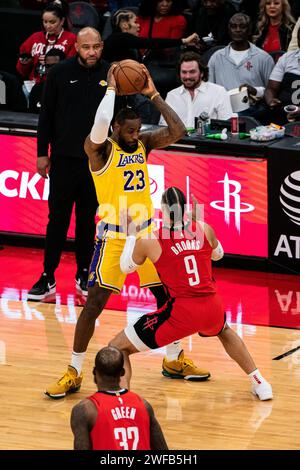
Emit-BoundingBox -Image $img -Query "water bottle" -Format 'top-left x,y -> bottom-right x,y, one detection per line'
199,111 -> 210,135
196,117 -> 204,135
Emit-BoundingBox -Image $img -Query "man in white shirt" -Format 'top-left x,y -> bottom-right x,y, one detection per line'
159,51 -> 233,128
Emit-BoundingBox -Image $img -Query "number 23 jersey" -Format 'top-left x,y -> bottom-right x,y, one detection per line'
90,138 -> 154,238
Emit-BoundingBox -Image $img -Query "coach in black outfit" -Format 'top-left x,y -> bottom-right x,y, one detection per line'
28,27 -> 122,301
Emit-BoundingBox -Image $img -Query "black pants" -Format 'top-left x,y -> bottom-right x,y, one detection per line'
44,158 -> 98,276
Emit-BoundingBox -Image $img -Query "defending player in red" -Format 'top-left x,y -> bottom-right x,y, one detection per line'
70,346 -> 168,450
110,187 -> 273,401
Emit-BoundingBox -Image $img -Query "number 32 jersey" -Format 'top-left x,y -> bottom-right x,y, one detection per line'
90,138 -> 154,239
154,221 -> 217,298
88,389 -> 150,450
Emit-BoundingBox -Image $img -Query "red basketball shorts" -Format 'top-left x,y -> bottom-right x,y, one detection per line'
124,293 -> 225,351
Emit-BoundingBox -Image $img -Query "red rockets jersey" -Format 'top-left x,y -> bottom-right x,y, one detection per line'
16,30 -> 76,83
154,220 -> 216,298
88,389 -> 150,450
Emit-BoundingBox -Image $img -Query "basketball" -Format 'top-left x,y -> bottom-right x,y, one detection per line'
113,60 -> 147,95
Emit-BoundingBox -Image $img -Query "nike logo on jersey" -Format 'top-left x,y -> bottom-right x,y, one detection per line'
70,80 -> 78,84
116,153 -> 144,167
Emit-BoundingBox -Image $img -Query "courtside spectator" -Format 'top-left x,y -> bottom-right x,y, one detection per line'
16,2 -> 76,84
208,13 -> 274,121
159,51 -> 232,127
253,0 -> 295,53
265,26 -> 300,122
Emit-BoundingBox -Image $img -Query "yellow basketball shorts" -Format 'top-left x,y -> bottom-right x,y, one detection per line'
88,237 -> 161,294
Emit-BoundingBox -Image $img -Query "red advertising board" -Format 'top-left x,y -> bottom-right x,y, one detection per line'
0,135 -> 268,257
0,134 -> 268,312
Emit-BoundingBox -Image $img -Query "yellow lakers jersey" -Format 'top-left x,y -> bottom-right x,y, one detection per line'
90,138 -> 155,239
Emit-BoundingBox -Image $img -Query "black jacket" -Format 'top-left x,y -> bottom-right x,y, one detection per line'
38,56 -> 119,159
255,23 -> 294,52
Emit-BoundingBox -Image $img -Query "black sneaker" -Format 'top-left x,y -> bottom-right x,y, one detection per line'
76,269 -> 88,296
27,273 -> 56,301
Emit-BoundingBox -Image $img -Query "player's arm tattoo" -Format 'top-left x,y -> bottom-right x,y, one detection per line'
141,96 -> 185,154
70,401 -> 93,450
143,399 -> 168,450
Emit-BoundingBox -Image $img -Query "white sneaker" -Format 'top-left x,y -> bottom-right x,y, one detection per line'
252,381 -> 273,401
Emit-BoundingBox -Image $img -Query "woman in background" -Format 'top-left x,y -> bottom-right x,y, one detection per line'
253,0 -> 295,53
138,0 -> 187,40
16,2 -> 76,83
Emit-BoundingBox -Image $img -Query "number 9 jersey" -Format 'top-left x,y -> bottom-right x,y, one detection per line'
90,138 -> 155,239
154,221 -> 217,298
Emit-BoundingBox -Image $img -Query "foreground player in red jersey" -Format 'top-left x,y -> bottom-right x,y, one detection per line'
110,187 -> 273,401
70,346 -> 168,450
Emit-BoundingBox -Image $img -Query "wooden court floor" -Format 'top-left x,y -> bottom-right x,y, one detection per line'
0,300 -> 299,450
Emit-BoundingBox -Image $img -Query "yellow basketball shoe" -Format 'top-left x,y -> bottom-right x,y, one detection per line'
45,366 -> 83,399
162,350 -> 211,381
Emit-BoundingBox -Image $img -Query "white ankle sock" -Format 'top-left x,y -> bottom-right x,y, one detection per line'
165,341 -> 181,361
248,368 -> 266,386
70,351 -> 86,375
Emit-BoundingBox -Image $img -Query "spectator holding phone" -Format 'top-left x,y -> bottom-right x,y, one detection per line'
16,2 -> 76,84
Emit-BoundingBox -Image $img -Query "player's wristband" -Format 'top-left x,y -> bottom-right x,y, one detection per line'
211,240 -> 224,261
150,92 -> 160,100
